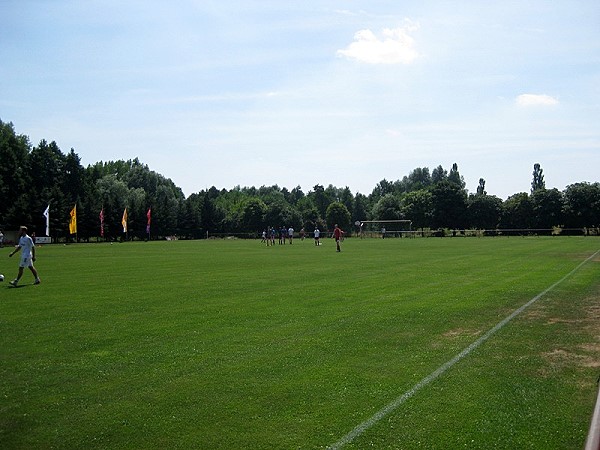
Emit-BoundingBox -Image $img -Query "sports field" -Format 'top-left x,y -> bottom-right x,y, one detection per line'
1,236 -> 600,449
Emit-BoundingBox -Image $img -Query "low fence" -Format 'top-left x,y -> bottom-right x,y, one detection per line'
1,228 -> 597,244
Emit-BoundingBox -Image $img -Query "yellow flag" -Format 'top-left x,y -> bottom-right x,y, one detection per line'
122,208 -> 128,233
69,204 -> 77,234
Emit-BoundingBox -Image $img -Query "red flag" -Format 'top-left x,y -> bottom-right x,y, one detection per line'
146,208 -> 151,234
99,208 -> 104,237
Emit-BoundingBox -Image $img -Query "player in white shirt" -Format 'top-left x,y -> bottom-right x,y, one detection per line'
9,226 -> 41,286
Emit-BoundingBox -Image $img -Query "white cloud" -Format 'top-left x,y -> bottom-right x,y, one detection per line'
337,22 -> 420,65
516,94 -> 559,107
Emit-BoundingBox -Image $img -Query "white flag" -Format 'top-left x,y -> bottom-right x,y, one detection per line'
43,205 -> 50,236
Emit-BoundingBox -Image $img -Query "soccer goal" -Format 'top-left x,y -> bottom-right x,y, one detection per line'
358,220 -> 413,238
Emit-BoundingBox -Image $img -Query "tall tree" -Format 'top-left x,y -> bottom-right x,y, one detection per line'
353,193 -> 369,224
476,178 -> 486,195
431,181 -> 467,229
179,193 -> 204,238
431,165 -> 447,184
312,184 -> 328,220
531,163 -> 545,193
340,187 -> 354,219
447,162 -> 466,189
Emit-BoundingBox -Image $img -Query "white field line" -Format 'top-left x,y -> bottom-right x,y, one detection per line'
328,249 -> 600,449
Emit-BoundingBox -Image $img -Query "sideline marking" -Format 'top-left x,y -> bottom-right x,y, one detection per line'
328,249 -> 600,449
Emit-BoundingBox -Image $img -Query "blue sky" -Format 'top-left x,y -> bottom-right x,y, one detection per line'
1,1 -> 599,200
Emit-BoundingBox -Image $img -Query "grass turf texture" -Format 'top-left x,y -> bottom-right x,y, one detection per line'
1,237 -> 599,449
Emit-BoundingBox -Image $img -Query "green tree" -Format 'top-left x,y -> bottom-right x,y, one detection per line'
311,184 -> 328,220
372,194 -> 403,221
370,179 -> 394,201
500,193 -> 532,229
431,165 -> 447,184
563,182 -> 600,228
467,194 -> 503,229
431,181 -> 467,229
325,202 -> 351,231
476,178 -> 486,195
401,190 -> 432,229
289,186 -> 304,205
340,187 -> 354,219
403,167 -> 432,192
0,121 -> 32,228
96,174 -> 130,239
179,193 -> 204,238
353,193 -> 369,223
241,198 -> 267,232
28,140 -> 65,236
448,162 -> 466,189
531,163 -> 545,193
296,196 -> 320,230
530,188 -> 564,229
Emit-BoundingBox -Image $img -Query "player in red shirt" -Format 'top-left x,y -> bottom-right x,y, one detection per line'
333,224 -> 344,252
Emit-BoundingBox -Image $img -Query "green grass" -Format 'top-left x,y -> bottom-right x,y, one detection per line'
1,237 -> 599,449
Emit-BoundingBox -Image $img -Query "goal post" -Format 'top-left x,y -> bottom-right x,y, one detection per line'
357,220 -> 413,238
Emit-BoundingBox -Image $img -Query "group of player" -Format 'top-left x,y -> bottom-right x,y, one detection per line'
261,224 -> 345,252
261,226 -> 298,246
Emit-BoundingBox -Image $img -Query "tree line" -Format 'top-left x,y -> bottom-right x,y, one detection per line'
1,119 -> 599,240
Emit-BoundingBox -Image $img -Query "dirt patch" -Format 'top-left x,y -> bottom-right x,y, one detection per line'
442,328 -> 482,338
522,308 -> 547,321
542,348 -> 600,369
545,317 -> 582,325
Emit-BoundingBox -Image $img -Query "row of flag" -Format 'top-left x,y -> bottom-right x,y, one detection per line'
43,205 -> 151,236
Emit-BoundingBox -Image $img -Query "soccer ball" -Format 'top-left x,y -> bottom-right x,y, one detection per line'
0,274 -> 4,282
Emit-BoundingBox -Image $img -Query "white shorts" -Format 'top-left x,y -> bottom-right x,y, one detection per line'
20,255 -> 33,268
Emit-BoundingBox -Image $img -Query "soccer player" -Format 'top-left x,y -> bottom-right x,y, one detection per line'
314,227 -> 320,246
333,224 -> 345,252
279,226 -> 286,245
9,226 -> 41,286
288,226 -> 294,244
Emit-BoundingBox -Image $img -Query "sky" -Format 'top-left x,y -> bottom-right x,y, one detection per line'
1,1 -> 599,200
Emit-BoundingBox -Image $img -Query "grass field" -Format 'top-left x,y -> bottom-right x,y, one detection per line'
1,236 -> 600,449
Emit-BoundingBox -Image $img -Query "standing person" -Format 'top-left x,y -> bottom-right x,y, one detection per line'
288,226 -> 294,244
9,226 -> 41,286
381,227 -> 386,239
261,229 -> 267,244
299,227 -> 305,241
279,226 -> 285,245
0,229 -> 4,248
314,226 -> 320,246
333,224 -> 345,252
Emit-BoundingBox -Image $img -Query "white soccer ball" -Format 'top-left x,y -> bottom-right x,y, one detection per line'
0,274 -> 4,282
